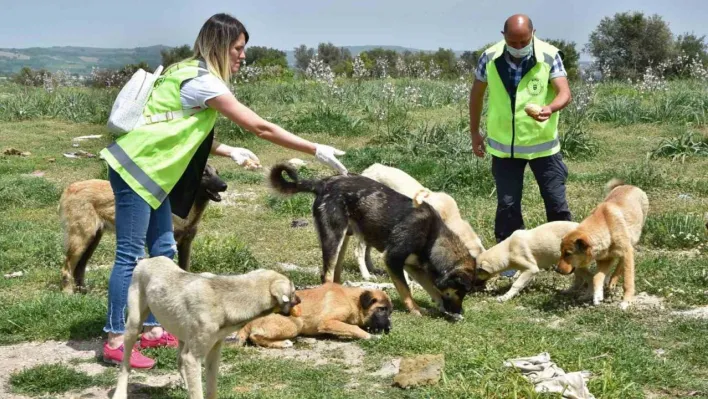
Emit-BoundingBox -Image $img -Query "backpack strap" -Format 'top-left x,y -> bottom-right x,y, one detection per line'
141,108 -> 203,125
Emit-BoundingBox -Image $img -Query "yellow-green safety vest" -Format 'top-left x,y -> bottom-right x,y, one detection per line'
484,38 -> 562,159
100,59 -> 219,209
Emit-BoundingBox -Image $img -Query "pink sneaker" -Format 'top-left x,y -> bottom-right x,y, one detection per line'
102,343 -> 155,369
139,331 -> 179,349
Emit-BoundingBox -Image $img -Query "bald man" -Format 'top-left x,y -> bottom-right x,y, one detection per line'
469,14 -> 573,271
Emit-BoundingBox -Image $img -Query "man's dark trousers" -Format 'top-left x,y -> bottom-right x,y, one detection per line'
492,152 -> 572,245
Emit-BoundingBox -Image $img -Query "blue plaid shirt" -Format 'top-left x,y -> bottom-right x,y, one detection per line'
475,48 -> 566,87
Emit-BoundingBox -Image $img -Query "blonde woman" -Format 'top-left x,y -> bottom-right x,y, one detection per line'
98,13 -> 347,368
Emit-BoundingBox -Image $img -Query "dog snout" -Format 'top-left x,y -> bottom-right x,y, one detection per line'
218,181 -> 228,191
292,294 -> 301,306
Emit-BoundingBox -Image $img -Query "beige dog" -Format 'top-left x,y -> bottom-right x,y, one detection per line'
476,221 -> 591,302
354,163 -> 485,280
111,257 -> 300,399
555,179 -> 649,310
59,164 -> 227,293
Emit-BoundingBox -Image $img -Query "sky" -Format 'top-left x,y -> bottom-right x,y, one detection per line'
1,0 -> 707,60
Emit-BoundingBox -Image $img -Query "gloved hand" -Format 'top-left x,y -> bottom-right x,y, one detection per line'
315,144 -> 348,175
229,147 -> 261,169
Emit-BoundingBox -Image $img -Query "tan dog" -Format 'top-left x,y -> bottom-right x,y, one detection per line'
476,221 -> 591,302
59,164 -> 227,293
354,163 -> 485,280
555,179 -> 649,310
111,256 -> 300,399
235,282 -> 393,348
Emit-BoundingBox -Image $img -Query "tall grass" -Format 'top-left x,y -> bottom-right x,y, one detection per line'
2,78 -> 706,127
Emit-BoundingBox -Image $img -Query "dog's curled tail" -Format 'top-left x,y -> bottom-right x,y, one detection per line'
270,163 -> 320,195
605,178 -> 625,193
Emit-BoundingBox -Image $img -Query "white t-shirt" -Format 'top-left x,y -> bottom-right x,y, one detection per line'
179,74 -> 231,110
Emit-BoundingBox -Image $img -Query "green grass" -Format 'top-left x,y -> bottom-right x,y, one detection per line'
1,77 -> 708,398
9,363 -> 115,396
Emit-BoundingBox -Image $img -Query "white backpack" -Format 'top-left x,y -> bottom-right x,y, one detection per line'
106,65 -> 201,135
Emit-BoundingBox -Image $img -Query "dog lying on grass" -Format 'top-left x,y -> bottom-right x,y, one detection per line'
235,282 -> 392,348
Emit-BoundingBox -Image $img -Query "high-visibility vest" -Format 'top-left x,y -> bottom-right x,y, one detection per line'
484,38 -> 562,159
99,59 -> 219,209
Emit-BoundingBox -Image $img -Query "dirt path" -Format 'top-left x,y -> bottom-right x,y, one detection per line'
0,337 -> 398,398
0,339 -> 180,399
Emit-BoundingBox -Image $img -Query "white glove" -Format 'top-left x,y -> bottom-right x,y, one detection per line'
315,144 -> 348,175
229,147 -> 261,169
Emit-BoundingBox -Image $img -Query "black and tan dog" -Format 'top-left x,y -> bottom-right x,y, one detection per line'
235,282 -> 392,348
59,164 -> 227,293
269,163 -> 479,318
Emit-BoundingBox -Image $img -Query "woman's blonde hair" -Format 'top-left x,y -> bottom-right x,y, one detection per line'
192,13 -> 249,82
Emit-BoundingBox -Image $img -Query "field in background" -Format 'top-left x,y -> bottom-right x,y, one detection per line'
0,75 -> 707,398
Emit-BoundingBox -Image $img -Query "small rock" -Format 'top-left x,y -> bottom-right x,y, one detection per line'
46,157 -> 56,162
72,143 -> 80,148
4,271 -> 23,279
72,134 -> 102,141
393,354 -> 445,389
291,219 -> 309,228
287,158 -> 307,167
371,358 -> 401,378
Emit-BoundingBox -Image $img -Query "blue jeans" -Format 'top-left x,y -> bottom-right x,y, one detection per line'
103,167 -> 177,334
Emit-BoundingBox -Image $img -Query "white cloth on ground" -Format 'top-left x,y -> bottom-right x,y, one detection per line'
504,352 -> 595,399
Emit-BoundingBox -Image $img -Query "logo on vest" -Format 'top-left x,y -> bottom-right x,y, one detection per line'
528,78 -> 543,95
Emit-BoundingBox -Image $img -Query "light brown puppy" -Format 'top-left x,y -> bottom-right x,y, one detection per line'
476,221 -> 590,302
235,282 -> 393,348
59,164 -> 226,293
555,179 -> 649,309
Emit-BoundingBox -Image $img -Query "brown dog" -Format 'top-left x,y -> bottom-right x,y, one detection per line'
235,282 -> 393,348
59,164 -> 227,293
555,179 -> 649,309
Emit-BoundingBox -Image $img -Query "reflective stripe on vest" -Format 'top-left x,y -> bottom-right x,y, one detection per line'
105,142 -> 168,204
487,137 -> 559,154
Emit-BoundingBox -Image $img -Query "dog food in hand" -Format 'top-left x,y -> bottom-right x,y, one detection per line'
524,103 -> 543,117
290,304 -> 302,317
243,159 -> 261,170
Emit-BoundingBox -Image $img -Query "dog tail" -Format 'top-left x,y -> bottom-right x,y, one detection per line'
270,163 -> 320,195
605,178 -> 625,193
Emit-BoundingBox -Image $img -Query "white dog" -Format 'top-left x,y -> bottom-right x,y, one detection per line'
475,221 -> 590,302
354,163 -> 485,280
112,257 -> 300,399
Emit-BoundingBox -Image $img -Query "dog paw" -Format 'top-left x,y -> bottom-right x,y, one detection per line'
281,340 -> 294,348
619,301 -> 631,311
409,309 -> 424,317
496,295 -> 512,303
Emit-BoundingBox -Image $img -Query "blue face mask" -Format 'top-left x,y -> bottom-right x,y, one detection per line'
506,41 -> 533,59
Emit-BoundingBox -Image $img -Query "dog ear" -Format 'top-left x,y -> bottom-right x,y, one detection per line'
412,189 -> 429,208
270,279 -> 291,304
574,237 -> 590,254
437,270 -> 473,292
359,290 -> 377,309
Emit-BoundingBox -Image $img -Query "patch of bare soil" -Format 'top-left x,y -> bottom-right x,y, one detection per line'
0,339 -> 181,399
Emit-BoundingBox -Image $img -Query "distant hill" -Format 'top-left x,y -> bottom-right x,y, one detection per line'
0,45 -> 168,75
0,44 -> 433,76
0,44 -> 594,76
